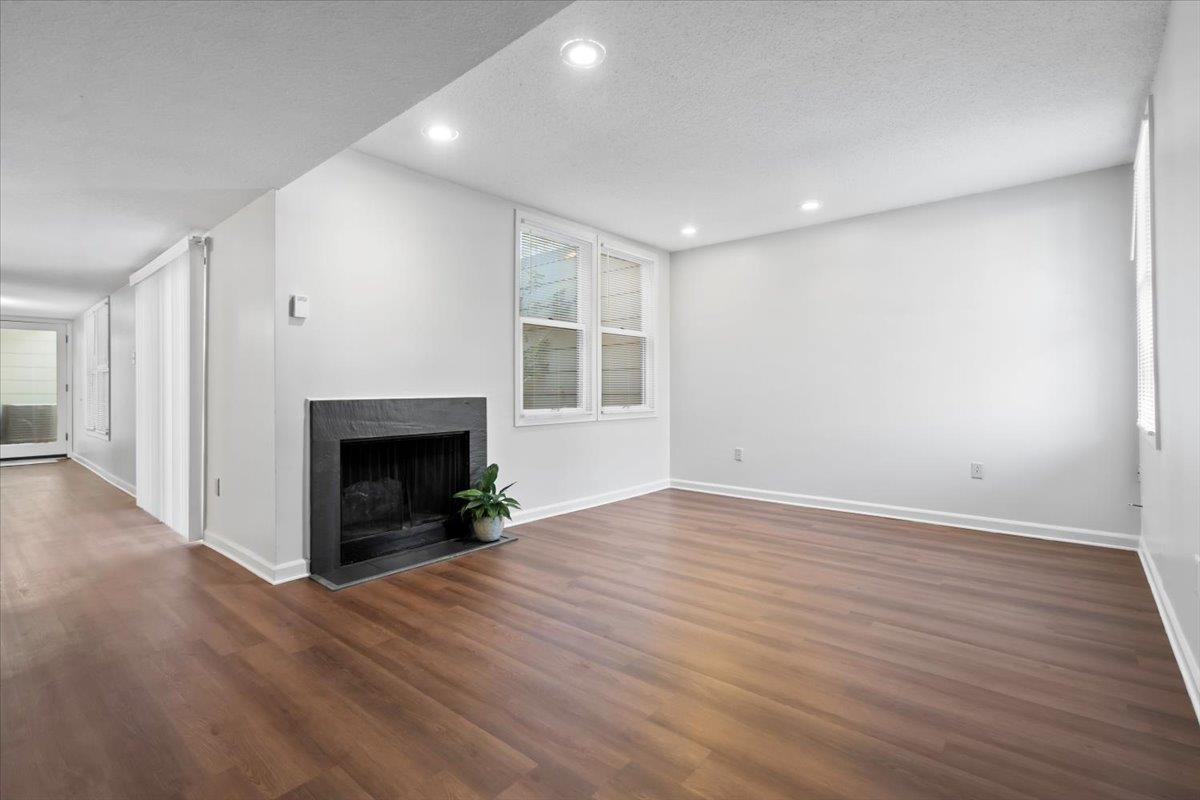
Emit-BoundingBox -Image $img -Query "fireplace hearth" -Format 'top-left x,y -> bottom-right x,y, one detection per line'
309,397 -> 512,589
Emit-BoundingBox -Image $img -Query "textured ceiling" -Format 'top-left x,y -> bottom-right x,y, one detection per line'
357,0 -> 1168,252
0,0 -> 568,318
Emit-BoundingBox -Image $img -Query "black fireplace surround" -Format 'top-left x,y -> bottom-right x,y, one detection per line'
309,397 -> 490,589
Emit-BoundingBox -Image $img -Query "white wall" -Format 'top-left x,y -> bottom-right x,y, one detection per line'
71,284 -> 135,492
204,192 -> 280,569
1140,0 -> 1200,713
272,150 -> 670,564
671,167 -> 1138,545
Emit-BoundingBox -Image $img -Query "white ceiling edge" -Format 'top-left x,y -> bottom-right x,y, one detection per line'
356,0 -> 1168,254
666,160 -> 1137,255
0,0 -> 570,319
673,162 -> 1136,256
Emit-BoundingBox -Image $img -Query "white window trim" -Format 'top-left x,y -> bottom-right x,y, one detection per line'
514,210 -> 658,427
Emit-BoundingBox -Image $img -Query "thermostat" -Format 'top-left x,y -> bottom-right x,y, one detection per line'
290,294 -> 309,319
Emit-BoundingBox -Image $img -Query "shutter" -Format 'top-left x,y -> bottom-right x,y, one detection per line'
82,298 -> 111,436
95,370 -> 110,436
1132,115 -> 1156,435
84,307 -> 96,431
95,299 -> 110,371
518,223 -> 592,416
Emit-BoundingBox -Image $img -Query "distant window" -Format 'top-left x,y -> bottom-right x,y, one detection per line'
84,297 -> 110,439
515,212 -> 657,425
1132,108 -> 1157,437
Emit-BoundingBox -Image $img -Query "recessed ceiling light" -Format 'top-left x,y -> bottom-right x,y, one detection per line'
422,123 -> 460,143
680,225 -> 697,236
799,200 -> 822,212
561,38 -> 606,69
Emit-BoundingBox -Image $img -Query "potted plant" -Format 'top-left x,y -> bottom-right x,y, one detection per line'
452,463 -> 520,542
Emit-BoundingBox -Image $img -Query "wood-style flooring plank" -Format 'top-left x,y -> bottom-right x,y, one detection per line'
2,461 -> 1197,799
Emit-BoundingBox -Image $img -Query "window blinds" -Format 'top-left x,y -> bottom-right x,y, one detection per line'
1132,115 -> 1157,436
84,298 -> 110,437
600,248 -> 653,410
518,225 -> 592,414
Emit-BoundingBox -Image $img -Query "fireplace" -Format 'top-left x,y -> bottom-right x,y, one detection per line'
309,397 -> 504,589
339,432 -> 468,564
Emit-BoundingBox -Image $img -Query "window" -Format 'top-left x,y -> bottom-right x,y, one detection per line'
1132,106 -> 1157,437
600,246 -> 654,415
516,220 -> 594,422
83,297 -> 110,439
515,212 -> 656,425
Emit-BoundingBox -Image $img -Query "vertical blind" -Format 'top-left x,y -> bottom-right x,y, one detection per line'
519,226 -> 592,413
83,298 -> 110,437
135,251 -> 191,536
1132,114 -> 1157,436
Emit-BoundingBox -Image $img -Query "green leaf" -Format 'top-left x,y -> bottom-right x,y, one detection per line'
479,464 -> 499,492
453,489 -> 484,499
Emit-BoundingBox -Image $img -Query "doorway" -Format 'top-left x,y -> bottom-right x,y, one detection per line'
0,319 -> 69,459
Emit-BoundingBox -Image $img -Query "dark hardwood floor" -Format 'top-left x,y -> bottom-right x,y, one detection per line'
2,460 -> 1197,799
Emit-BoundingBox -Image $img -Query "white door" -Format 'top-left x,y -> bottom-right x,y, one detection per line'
0,320 -> 70,459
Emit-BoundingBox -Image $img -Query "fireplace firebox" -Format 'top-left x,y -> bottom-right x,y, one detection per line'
309,397 -> 509,589
339,432 -> 468,564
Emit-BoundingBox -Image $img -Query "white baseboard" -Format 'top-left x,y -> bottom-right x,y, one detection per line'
69,452 -> 136,498
1138,539 -> 1200,723
509,479 -> 671,527
669,479 -> 1139,551
203,529 -> 309,585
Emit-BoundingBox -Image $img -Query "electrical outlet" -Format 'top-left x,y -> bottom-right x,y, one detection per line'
970,462 -> 984,480
733,447 -> 744,462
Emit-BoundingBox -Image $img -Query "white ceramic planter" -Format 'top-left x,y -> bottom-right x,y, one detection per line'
472,516 -> 505,542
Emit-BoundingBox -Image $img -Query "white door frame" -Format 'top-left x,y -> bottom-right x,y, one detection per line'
0,318 -> 71,459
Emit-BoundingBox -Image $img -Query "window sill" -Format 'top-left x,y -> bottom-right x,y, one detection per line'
599,408 -> 657,421
515,411 -> 596,428
85,430 -> 111,442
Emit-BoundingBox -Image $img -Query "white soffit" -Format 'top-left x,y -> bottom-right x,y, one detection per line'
356,0 -> 1169,251
0,0 -> 569,318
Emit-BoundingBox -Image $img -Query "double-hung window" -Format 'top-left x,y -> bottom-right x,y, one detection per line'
1132,103 -> 1157,438
83,297 -> 111,439
599,245 -> 654,416
515,212 -> 657,425
517,219 -> 594,423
